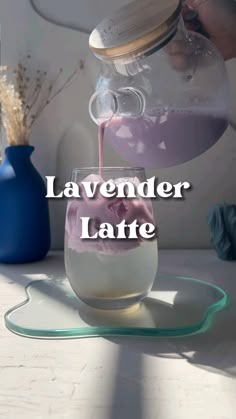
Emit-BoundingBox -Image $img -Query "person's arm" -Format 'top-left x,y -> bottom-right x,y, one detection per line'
183,0 -> 236,60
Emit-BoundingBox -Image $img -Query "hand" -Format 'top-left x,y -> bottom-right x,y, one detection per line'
165,0 -> 236,72
183,0 -> 236,61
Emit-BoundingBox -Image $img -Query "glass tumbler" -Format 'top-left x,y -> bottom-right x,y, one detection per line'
64,167 -> 158,310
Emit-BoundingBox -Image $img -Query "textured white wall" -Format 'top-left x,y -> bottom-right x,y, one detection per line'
0,0 -> 236,249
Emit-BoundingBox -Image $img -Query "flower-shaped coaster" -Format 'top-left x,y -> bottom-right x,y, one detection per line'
5,274 -> 227,339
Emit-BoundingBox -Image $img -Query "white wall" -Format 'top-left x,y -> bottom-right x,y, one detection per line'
0,0 -> 236,249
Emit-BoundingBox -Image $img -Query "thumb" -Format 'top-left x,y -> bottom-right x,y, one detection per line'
182,1 -> 208,36
183,0 -> 203,11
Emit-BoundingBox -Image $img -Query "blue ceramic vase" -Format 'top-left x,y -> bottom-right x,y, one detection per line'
0,145 -> 51,263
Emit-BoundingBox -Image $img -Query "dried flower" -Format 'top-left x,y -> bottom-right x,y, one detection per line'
0,67 -> 29,145
0,55 -> 84,146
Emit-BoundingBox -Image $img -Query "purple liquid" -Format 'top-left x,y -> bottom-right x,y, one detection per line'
101,110 -> 228,168
98,123 -> 105,176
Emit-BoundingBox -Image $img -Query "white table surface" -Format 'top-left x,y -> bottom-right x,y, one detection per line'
0,250 -> 236,419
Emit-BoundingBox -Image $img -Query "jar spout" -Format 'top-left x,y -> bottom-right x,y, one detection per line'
89,89 -> 118,125
115,87 -> 146,118
89,87 -> 146,125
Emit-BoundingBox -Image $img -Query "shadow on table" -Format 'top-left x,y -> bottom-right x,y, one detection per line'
0,253 -> 66,286
81,273 -> 236,379
0,255 -> 148,419
1,257 -> 236,381
79,271 -> 236,380
108,281 -> 236,379
108,310 -> 236,377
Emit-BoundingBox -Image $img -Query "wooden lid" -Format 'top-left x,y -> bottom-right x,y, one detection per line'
89,0 -> 181,60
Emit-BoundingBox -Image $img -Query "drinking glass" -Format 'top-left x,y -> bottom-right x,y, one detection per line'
64,167 -> 158,310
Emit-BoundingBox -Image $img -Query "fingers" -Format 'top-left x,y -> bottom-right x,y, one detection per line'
165,40 -> 193,56
182,1 -> 210,36
165,0 -> 211,72
165,40 -> 194,72
183,0 -> 208,11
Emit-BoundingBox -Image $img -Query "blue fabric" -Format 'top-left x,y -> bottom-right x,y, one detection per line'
207,205 -> 236,261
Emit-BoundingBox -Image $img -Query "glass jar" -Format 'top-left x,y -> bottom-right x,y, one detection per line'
64,167 -> 158,310
89,0 -> 230,168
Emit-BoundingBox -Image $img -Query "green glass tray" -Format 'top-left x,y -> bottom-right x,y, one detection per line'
4,274 -> 227,339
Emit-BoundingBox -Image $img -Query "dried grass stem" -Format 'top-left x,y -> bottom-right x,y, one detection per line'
0,56 -> 84,145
